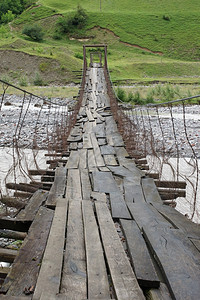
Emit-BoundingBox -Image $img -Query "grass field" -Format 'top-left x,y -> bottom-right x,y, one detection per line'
0,0 -> 200,85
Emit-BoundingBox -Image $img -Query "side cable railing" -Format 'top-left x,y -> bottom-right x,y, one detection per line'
104,65 -> 200,222
0,70 -> 85,202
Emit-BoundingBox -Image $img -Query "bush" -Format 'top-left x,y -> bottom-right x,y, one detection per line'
163,15 -> 170,21
0,0 -> 35,24
1,10 -> 15,24
33,72 -> 44,86
56,5 -> 88,34
116,87 -> 126,102
22,24 -> 44,41
133,91 -> 144,105
19,75 -> 28,86
75,53 -> 83,60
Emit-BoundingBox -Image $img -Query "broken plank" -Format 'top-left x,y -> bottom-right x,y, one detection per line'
17,190 -> 48,221
143,226 -> 200,300
127,202 -> 172,230
151,202 -> 200,240
0,206 -> 54,296
82,201 -> 110,299
120,219 -> 160,288
33,198 -> 68,300
61,201 -> 87,299
95,202 -> 145,300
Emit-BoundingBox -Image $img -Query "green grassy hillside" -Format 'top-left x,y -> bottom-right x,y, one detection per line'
0,0 -> 200,86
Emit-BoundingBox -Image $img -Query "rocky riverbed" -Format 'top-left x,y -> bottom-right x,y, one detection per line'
132,104 -> 200,158
0,94 -> 76,149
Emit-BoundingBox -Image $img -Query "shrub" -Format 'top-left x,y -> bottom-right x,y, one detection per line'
75,53 -> 83,60
33,72 -> 44,86
127,92 -> 134,102
163,15 -> 170,21
56,5 -> 88,34
19,75 -> 28,86
133,91 -> 144,105
22,24 -> 44,41
1,10 -> 15,24
116,87 -> 126,102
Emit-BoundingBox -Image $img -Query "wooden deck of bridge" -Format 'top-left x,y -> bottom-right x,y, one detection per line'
0,64 -> 200,300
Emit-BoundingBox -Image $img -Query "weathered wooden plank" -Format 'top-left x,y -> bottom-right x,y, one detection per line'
88,149 -> 96,171
124,181 -> 145,204
66,169 -> 82,201
115,147 -> 129,158
127,202 -> 172,230
155,180 -> 186,189
190,238 -> 200,252
82,201 -> 110,299
83,133 -> 93,149
28,169 -> 55,176
120,219 -> 160,288
90,133 -> 105,167
143,226 -> 200,300
147,283 -> 172,300
94,123 -> 106,138
78,149 -> 87,169
0,248 -> 17,263
103,154 -> 118,166
98,166 -> 110,172
0,229 -> 27,240
97,138 -> 106,146
61,201 -> 87,299
151,202 -> 200,239
69,142 -> 78,151
100,145 -> 115,155
142,177 -> 163,204
86,107 -> 95,122
91,191 -> 107,202
95,202 -> 145,300
33,198 -> 68,300
0,218 -> 31,232
6,183 -> 37,194
46,166 -> 67,208
1,206 -> 54,296
66,151 -> 79,169
80,169 -> 92,200
92,170 -> 118,193
17,190 -> 48,221
110,192 -> 131,219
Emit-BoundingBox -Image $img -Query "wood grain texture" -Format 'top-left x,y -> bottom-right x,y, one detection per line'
120,219 -> 160,288
95,202 -> 145,300
33,198 -> 68,300
61,201 -> 87,300
1,207 -> 54,296
82,201 -> 110,299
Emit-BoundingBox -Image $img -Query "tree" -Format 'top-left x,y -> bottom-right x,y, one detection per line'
22,24 -> 44,41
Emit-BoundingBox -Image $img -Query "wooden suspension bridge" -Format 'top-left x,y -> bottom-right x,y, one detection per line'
0,45 -> 200,300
